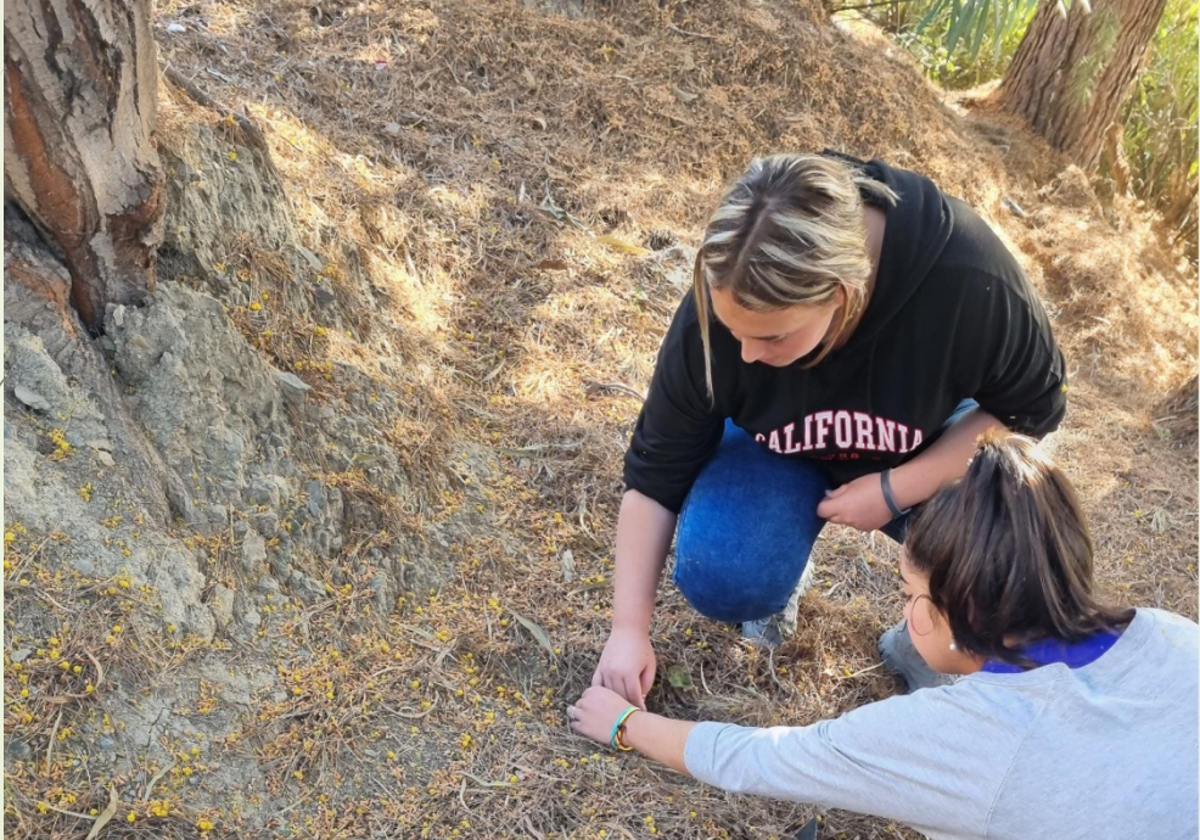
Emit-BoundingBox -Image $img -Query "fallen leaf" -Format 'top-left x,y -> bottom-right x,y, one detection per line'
560,549 -> 575,583
533,259 -> 570,271
85,785 -> 119,840
666,665 -> 694,690
510,611 -> 557,658
596,234 -> 650,256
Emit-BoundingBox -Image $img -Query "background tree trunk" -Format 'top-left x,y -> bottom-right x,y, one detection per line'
995,0 -> 1167,171
4,0 -> 165,332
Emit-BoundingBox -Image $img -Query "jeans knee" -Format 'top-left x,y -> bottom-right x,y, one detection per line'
673,552 -> 782,623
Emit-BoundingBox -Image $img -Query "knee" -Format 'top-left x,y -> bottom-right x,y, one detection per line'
672,546 -> 785,624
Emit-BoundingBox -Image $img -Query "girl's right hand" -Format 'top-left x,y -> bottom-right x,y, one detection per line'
591,626 -> 656,710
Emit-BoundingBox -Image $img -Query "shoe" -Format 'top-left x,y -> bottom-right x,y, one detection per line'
877,620 -> 957,692
742,561 -> 815,648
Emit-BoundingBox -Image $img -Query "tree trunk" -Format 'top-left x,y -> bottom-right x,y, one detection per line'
4,0 -> 165,332
995,0 -> 1167,171
1100,121 -> 1130,197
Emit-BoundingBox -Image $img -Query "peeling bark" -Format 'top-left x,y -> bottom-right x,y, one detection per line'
4,0 -> 165,332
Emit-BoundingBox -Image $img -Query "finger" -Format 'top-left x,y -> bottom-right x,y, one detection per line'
816,499 -> 835,519
638,665 -> 654,708
617,676 -> 639,709
628,677 -> 646,711
591,667 -> 604,688
825,484 -> 849,498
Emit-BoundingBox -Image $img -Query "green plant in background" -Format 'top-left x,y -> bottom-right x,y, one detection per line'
844,0 -> 1198,239
864,0 -> 1041,88
1117,0 -> 1198,227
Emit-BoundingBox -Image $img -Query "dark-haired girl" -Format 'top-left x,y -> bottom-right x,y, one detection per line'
569,435 -> 1200,840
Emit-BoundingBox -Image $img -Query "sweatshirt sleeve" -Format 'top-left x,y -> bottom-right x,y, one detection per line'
623,293 -> 725,514
683,691 -> 1008,837
961,274 -> 1067,437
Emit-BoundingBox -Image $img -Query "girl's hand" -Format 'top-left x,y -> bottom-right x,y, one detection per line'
567,685 -> 637,746
591,627 -> 656,710
816,472 -> 895,532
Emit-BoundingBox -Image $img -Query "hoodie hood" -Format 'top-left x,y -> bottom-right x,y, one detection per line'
820,150 -> 956,350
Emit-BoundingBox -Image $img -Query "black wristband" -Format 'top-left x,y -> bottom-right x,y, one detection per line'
880,468 -> 911,519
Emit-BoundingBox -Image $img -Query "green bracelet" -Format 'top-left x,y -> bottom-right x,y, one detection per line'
608,706 -> 638,749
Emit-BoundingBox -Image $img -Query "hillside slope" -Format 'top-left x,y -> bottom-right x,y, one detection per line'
4,1 -> 1195,838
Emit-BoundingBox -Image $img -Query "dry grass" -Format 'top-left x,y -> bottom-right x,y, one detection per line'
5,0 -> 1197,838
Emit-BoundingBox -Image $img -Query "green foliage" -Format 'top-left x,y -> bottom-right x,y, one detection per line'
851,0 -> 1198,216
864,0 -> 1041,88
1117,0 -> 1198,212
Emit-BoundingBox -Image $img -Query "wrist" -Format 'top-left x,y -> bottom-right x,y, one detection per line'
886,464 -> 926,512
620,709 -> 657,751
611,617 -> 651,636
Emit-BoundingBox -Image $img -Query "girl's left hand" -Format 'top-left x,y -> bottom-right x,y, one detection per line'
816,472 -> 896,532
567,685 -> 637,746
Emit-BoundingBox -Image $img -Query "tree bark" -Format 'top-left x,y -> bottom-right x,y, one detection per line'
995,0 -> 1167,171
4,0 -> 165,332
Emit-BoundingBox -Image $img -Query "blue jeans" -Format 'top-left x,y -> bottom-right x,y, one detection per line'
673,400 -> 978,623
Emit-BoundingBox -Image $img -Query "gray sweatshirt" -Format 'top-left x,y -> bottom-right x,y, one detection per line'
684,608 -> 1199,840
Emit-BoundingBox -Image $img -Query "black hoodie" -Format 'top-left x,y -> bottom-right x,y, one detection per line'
623,154 -> 1067,514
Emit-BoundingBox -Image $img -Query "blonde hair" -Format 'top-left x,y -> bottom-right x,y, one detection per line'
693,153 -> 897,399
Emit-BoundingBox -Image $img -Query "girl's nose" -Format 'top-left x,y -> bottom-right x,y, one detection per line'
741,340 -> 767,364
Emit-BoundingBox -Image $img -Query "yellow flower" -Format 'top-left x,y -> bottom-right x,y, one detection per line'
127,811 -> 137,823
198,818 -> 215,831
249,302 -> 262,312
228,150 -> 238,161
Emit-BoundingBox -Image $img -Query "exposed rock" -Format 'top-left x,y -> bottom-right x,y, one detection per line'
241,531 -> 268,573
210,585 -> 236,630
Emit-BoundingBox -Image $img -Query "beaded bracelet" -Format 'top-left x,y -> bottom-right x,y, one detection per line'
608,706 -> 639,751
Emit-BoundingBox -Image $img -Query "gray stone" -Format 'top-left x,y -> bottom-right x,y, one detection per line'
313,285 -> 336,306
289,572 -> 327,605
306,480 -> 326,517
247,478 -> 282,508
273,369 -> 311,399
253,511 -> 280,537
10,648 -> 31,663
210,585 -> 236,629
6,738 -> 33,762
99,737 -> 117,752
241,531 -> 267,572
13,384 -> 51,412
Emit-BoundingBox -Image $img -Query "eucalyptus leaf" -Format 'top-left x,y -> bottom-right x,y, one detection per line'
510,610 -> 558,658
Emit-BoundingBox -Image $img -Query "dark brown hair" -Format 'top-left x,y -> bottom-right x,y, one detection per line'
906,431 -> 1134,668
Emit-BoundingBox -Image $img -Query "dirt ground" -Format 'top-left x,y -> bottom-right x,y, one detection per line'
5,0 -> 1196,838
